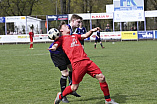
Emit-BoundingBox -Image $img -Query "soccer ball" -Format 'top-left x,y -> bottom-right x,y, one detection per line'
48,28 -> 60,40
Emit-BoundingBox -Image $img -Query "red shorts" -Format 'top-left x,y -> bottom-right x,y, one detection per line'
72,59 -> 102,84
30,38 -> 33,42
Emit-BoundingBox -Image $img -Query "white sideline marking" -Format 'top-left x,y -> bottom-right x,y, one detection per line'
15,53 -> 49,56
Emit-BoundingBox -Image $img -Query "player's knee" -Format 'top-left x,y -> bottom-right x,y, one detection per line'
100,75 -> 106,82
61,69 -> 69,77
62,72 -> 69,77
96,74 -> 106,82
71,84 -> 79,91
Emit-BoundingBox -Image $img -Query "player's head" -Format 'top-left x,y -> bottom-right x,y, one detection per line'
58,21 -> 70,36
70,14 -> 83,28
79,22 -> 83,28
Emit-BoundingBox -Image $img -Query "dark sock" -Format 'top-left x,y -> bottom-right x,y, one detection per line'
60,75 -> 67,92
94,44 -> 96,48
68,71 -> 72,85
100,43 -> 103,47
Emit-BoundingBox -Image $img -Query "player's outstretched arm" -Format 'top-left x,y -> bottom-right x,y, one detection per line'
47,44 -> 58,51
81,27 -> 101,39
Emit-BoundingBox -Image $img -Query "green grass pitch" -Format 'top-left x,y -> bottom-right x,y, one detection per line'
0,41 -> 157,104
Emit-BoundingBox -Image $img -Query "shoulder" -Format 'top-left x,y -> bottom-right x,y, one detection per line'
83,27 -> 86,29
73,34 -> 81,39
71,34 -> 78,37
67,24 -> 72,29
75,28 -> 79,32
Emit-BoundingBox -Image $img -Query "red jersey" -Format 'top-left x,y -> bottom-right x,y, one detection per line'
55,34 -> 90,65
29,32 -> 34,42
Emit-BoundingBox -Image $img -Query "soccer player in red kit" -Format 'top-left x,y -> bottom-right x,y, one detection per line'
29,29 -> 34,49
48,21 -> 118,104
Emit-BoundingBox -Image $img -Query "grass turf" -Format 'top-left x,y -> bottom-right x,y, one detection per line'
0,41 -> 157,104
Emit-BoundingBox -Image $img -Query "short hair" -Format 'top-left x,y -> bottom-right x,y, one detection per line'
58,21 -> 66,32
70,14 -> 83,21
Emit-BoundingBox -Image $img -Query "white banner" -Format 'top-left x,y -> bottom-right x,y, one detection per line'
145,10 -> 157,17
91,13 -> 113,19
106,4 -> 114,13
90,32 -> 121,40
0,35 -> 18,42
0,34 -> 53,43
114,10 -> 144,22
69,13 -> 113,20
6,16 -> 26,23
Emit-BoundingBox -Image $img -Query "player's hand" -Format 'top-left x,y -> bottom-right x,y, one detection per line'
91,27 -> 101,32
47,48 -> 56,51
47,44 -> 58,51
47,48 -> 53,51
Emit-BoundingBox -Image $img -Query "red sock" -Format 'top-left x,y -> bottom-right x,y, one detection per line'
30,44 -> 33,48
59,86 -> 73,99
30,44 -> 32,48
105,98 -> 111,102
99,82 -> 111,101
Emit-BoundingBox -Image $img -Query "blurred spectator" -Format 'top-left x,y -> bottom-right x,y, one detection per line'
13,31 -> 17,35
133,26 -> 137,31
7,30 -> 10,35
105,24 -> 111,32
130,27 -> 134,31
106,24 -> 110,28
9,31 -> 13,35
39,29 -> 43,34
124,23 -> 128,31
105,26 -> 111,32
18,31 -> 22,34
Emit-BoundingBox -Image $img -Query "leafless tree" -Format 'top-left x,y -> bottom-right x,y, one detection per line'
0,0 -> 39,16
60,0 -> 66,14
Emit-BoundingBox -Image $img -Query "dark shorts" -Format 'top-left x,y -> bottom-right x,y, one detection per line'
95,38 -> 101,43
50,53 -> 71,71
79,40 -> 84,45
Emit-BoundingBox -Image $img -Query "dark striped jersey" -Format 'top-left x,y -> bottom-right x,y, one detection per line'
75,27 -> 87,35
49,42 -> 64,54
96,31 -> 101,40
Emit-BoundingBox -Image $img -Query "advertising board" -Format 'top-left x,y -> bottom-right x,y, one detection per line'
90,32 -> 121,40
155,31 -> 157,39
0,17 -> 5,23
121,31 -> 138,40
47,15 -> 68,21
113,0 -> 144,22
138,31 -> 154,39
0,34 -> 53,43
